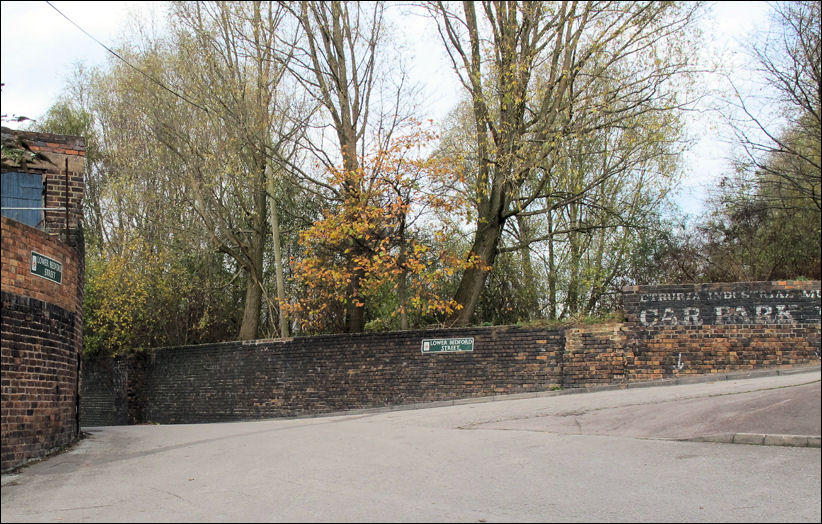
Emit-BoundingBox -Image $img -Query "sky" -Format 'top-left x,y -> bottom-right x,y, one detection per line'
1,1 -> 774,218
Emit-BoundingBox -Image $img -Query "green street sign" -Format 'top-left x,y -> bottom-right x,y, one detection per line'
421,337 -> 474,354
30,251 -> 62,284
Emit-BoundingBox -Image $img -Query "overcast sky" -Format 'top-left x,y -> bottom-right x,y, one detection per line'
1,1 -> 773,217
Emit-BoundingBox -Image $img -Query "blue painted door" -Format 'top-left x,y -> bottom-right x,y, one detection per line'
1,171 -> 43,228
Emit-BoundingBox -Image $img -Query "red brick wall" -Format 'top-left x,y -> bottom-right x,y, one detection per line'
1,217 -> 82,313
562,324 -> 627,387
558,282 -> 820,387
1,129 -> 85,472
1,219 -> 84,471
625,324 -> 820,382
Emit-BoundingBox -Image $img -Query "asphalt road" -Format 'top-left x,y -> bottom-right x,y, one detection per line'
2,368 -> 820,523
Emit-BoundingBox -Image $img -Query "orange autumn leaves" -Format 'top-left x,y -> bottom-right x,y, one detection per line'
285,126 -> 479,332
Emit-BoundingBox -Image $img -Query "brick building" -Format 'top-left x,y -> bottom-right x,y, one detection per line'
1,127 -> 85,472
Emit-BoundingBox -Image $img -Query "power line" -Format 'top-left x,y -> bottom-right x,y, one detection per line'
44,1 -> 210,114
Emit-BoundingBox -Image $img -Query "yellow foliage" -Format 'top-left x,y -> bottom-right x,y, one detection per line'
284,123 -> 472,331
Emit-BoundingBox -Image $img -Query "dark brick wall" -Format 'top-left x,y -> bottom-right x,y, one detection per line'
80,281 -> 820,427
1,292 -> 80,471
138,326 -> 564,423
80,358 -> 128,427
125,353 -> 148,425
80,326 -> 564,425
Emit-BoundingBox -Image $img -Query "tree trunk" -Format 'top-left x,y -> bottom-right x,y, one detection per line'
238,168 -> 268,340
547,202 -> 557,320
238,273 -> 263,340
566,202 -> 581,317
398,274 -> 409,330
449,216 -> 505,326
516,214 -> 539,320
345,267 -> 366,333
341,129 -> 367,333
398,215 -> 409,330
267,169 -> 289,338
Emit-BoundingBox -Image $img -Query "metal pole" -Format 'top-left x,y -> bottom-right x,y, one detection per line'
65,158 -> 70,240
0,207 -> 68,211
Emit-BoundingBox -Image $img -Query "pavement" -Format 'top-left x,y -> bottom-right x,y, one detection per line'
1,365 -> 820,522
463,366 -> 822,448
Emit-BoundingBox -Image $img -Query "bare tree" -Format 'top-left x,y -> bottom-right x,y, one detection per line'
727,0 -> 821,212
158,1 -> 298,339
427,1 -> 701,324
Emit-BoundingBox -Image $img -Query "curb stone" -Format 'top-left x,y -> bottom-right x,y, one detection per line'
685,433 -> 820,448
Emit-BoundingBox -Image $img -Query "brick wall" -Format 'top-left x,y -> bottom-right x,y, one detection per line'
562,324 -> 627,387
79,358 -> 128,427
1,217 -> 82,313
1,129 -> 85,472
1,292 -> 80,470
141,326 -> 564,423
83,327 -> 564,425
80,281 -> 820,427
623,281 -> 821,382
1,219 -> 84,471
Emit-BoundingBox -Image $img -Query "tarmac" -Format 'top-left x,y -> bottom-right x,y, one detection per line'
1,365 -> 820,522
332,364 -> 822,448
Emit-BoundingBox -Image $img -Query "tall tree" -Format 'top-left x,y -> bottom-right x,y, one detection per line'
158,1 -> 298,339
428,1 -> 701,324
35,62 -> 248,354
281,0 -> 410,332
72,2 -> 303,343
691,1 -> 822,283
726,0 -> 820,213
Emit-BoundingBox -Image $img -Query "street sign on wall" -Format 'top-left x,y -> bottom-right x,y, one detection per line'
31,251 -> 62,284
421,337 -> 474,354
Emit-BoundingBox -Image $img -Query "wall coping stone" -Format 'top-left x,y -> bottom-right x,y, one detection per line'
622,280 -> 820,293
132,323 -> 567,355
